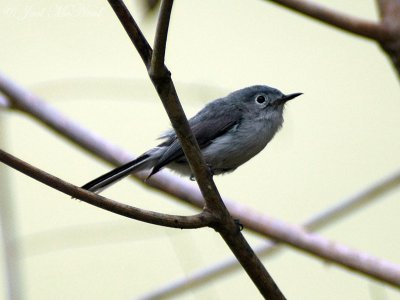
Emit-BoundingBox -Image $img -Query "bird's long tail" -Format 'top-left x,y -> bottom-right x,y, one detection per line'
81,154 -> 155,194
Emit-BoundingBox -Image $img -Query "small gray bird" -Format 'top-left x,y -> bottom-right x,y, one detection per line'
82,85 -> 301,193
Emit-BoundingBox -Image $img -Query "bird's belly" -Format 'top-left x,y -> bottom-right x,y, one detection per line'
201,121 -> 278,173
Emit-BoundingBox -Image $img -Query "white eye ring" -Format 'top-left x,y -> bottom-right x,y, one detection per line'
255,94 -> 266,104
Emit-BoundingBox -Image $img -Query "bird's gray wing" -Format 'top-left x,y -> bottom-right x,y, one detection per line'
149,101 -> 242,176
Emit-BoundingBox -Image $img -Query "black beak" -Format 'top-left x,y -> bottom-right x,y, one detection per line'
280,92 -> 302,103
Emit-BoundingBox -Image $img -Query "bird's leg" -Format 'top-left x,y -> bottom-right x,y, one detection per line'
207,164 -> 216,176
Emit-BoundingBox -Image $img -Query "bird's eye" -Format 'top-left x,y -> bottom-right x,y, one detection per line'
255,95 -> 266,104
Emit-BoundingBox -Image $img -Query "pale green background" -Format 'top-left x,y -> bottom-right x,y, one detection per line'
0,0 -> 400,299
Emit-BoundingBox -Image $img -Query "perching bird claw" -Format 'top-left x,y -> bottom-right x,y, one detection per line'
234,219 -> 244,232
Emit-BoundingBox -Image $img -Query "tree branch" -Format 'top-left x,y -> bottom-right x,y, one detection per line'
0,149 -> 213,229
1,72 -> 400,287
107,0 -> 153,68
150,0 -> 174,76
228,203 -> 400,288
264,0 -> 391,40
264,0 -> 400,77
375,0 -> 400,78
106,1 -> 286,298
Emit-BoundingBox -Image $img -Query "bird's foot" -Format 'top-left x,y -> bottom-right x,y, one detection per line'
234,219 -> 244,232
189,165 -> 215,181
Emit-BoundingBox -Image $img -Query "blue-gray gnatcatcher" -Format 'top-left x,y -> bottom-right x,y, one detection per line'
82,85 -> 301,193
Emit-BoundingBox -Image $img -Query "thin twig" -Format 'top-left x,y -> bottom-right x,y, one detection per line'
0,149 -> 213,229
150,0 -> 174,76
265,0 -> 391,41
107,1 -> 287,298
138,169 -> 400,299
1,72 -> 400,287
107,0 -> 152,68
304,169 -> 400,230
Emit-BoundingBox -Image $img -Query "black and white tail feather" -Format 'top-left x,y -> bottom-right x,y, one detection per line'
81,154 -> 155,194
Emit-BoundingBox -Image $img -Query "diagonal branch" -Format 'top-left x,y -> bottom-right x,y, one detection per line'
107,0 -> 153,68
106,1 -> 286,298
0,149 -> 213,229
150,0 -> 174,76
227,201 -> 400,288
264,0 -> 391,40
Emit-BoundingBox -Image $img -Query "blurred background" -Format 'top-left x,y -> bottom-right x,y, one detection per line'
0,0 -> 400,299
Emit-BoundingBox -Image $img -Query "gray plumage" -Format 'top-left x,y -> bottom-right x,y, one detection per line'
82,85 -> 301,193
